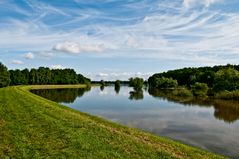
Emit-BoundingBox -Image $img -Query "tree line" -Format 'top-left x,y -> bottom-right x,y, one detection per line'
148,64 -> 239,98
0,62 -> 90,88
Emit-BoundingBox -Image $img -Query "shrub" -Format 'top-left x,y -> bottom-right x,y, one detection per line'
172,88 -> 193,97
154,77 -> 178,89
215,90 -> 239,100
192,82 -> 208,97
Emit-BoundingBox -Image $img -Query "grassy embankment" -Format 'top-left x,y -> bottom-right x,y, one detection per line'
0,85 -> 227,158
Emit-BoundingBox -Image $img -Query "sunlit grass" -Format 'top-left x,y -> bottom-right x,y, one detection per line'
0,85 -> 227,158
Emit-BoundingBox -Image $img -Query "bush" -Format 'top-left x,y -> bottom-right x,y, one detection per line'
154,77 -> 178,89
172,88 -> 193,97
215,90 -> 239,100
192,82 -> 208,97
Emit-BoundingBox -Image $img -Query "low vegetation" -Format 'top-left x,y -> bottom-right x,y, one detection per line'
171,88 -> 193,97
192,82 -> 209,97
0,85 -> 227,158
215,90 -> 239,100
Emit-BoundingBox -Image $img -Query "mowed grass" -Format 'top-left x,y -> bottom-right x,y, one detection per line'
0,85 -> 227,159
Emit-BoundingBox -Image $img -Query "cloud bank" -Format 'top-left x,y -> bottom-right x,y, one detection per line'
53,41 -> 105,54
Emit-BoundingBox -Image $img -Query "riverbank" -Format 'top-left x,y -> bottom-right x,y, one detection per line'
0,85 -> 227,158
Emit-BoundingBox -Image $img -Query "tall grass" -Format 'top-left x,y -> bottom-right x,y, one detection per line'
215,90 -> 239,100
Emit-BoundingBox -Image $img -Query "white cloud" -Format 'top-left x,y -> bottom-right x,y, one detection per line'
53,41 -> 105,54
183,0 -> 223,8
92,72 -> 153,81
98,73 -> 109,77
11,60 -> 24,65
0,0 -> 238,67
51,64 -> 65,69
24,52 -> 34,59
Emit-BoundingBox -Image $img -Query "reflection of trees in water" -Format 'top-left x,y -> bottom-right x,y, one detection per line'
100,85 -> 105,91
114,85 -> 120,94
213,100 -> 239,123
129,90 -> 144,100
148,88 -> 239,123
31,87 -> 91,103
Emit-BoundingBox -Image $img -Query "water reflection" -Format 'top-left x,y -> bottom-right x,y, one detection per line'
31,86 -> 239,158
114,85 -> 120,94
100,85 -> 105,91
31,87 -> 90,103
148,88 -> 239,123
129,90 -> 144,100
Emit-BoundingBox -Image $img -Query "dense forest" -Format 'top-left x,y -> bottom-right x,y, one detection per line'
0,62 -> 90,87
148,64 -> 239,98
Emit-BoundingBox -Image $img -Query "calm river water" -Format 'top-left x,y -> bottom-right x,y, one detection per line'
31,86 -> 239,158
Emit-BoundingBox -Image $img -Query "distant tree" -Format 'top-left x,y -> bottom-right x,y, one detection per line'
192,82 -> 209,97
114,80 -> 120,87
213,68 -> 239,92
198,70 -> 215,87
10,69 -> 25,85
100,80 -> 105,86
0,62 -> 10,88
129,77 -> 144,91
148,65 -> 230,87
10,67 -> 90,85
78,74 -> 90,84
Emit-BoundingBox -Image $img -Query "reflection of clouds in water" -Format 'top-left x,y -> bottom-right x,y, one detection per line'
52,86 -> 239,158
97,86 -> 133,97
99,90 -> 108,96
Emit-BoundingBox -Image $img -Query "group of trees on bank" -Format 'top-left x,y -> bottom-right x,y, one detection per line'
2,60 -> 239,100
0,62 -> 90,88
129,77 -> 144,91
148,64 -> 239,98
0,63 -> 10,87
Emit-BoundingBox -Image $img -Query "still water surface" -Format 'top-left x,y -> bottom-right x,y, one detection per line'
31,86 -> 239,158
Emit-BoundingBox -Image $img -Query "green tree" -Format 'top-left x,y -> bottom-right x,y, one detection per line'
114,80 -> 120,87
0,62 -> 10,88
192,82 -> 208,97
154,77 -> 178,89
100,80 -> 105,86
213,68 -> 239,92
129,77 -> 144,91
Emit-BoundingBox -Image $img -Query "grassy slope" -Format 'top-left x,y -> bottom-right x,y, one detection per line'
0,85 -> 227,159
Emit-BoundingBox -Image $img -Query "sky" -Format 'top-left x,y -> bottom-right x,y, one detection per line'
0,0 -> 239,80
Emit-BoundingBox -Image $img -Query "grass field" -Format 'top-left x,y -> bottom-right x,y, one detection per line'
0,85 -> 227,159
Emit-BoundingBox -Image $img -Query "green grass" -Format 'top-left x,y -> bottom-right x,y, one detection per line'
0,85 -> 227,159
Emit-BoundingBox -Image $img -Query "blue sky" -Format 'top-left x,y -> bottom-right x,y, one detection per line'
0,0 -> 239,80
